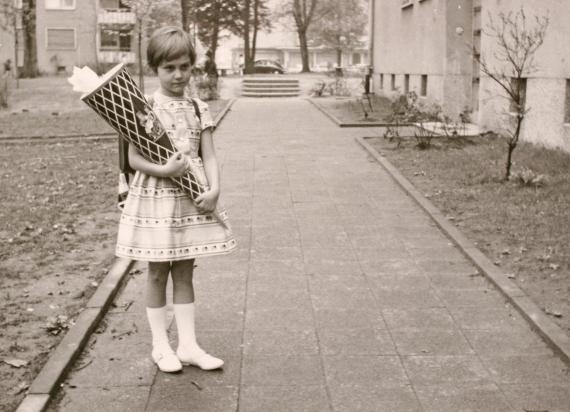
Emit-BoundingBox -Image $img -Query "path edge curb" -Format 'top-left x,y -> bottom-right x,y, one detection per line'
356,135 -> 570,365
15,98 -> 235,412
15,258 -> 135,412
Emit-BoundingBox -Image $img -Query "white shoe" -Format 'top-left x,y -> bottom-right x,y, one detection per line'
177,348 -> 224,370
152,347 -> 183,373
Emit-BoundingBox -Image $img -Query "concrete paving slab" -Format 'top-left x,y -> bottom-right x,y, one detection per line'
391,328 -> 475,356
426,272 -> 489,290
435,288 -> 507,308
241,354 -> 324,386
327,383 -> 422,412
145,384 -> 238,412
371,288 -> 444,309
414,383 -> 513,412
318,328 -> 396,356
383,308 -> 456,330
56,386 -> 150,412
402,355 -> 491,386
243,328 -> 319,356
501,384 -> 570,412
322,355 -> 408,386
463,329 -> 554,356
449,305 -> 529,331
239,385 -> 330,412
480,354 -> 569,384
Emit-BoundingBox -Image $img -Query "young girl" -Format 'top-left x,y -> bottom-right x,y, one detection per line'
116,26 -> 237,373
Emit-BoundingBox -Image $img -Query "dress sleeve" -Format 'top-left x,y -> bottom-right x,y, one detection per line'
194,98 -> 216,131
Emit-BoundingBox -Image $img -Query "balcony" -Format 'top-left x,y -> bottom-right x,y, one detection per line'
98,9 -> 135,25
98,50 -> 136,64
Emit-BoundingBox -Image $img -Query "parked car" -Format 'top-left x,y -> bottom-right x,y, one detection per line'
253,59 -> 285,74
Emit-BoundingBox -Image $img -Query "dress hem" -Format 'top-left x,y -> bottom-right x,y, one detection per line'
115,243 -> 238,262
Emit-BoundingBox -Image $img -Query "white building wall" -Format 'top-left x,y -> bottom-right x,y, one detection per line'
478,0 -> 570,150
372,0 -> 451,109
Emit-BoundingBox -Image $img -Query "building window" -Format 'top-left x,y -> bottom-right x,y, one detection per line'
509,77 -> 527,113
100,25 -> 132,51
46,28 -> 76,49
352,53 -> 361,65
404,74 -> 410,93
45,0 -> 75,10
420,74 -> 427,96
391,74 -> 396,91
99,0 -> 130,10
379,74 -> 384,89
564,79 -> 570,123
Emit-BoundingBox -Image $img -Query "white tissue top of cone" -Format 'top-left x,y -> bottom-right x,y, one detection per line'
67,63 -> 125,96
67,66 -> 101,93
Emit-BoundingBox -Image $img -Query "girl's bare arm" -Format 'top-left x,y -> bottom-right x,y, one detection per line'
128,144 -> 187,178
194,129 -> 220,212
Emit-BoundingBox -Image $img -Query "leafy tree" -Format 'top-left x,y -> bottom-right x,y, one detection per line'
123,0 -> 156,91
278,0 -> 322,72
182,0 -> 241,60
473,8 -> 549,181
238,0 -> 271,74
310,0 -> 367,67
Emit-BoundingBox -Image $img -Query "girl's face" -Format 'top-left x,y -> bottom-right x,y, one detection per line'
156,55 -> 192,97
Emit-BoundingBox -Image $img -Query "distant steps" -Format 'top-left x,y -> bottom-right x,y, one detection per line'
241,77 -> 300,97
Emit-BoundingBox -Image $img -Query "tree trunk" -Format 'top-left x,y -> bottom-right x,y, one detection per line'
243,0 -> 251,74
298,28 -> 310,72
336,47 -> 342,67
138,24 -> 144,93
251,0 -> 259,65
209,1 -> 221,60
181,0 -> 191,32
21,0 -> 38,78
504,116 -> 522,181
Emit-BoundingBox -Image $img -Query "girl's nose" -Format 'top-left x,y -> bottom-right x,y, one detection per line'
174,69 -> 183,79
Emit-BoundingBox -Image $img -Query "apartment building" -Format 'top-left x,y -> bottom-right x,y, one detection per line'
1,0 -> 137,75
370,0 -> 570,151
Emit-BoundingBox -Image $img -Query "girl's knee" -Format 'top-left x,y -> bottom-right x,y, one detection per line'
171,259 -> 195,281
147,262 -> 170,284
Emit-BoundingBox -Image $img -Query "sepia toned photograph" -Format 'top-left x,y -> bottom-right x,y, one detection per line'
0,0 -> 568,411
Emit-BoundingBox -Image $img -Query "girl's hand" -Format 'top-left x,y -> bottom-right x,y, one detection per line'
162,152 -> 187,177
194,189 -> 219,213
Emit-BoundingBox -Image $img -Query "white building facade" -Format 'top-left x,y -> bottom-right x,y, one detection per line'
371,0 -> 570,152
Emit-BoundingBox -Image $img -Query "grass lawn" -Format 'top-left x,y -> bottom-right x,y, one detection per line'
366,132 -> 570,336
311,94 -> 394,123
0,75 -> 228,410
0,76 -> 229,138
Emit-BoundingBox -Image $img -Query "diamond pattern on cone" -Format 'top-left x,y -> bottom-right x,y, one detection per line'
82,66 -> 207,200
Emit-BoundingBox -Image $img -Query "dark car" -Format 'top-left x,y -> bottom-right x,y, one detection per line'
253,59 -> 285,74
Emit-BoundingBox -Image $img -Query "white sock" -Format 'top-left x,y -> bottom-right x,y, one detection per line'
173,303 -> 202,355
146,306 -> 172,352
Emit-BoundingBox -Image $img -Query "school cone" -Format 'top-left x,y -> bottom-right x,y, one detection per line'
68,64 -> 228,227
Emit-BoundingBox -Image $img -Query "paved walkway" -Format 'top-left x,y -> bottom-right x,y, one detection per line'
54,99 -> 569,412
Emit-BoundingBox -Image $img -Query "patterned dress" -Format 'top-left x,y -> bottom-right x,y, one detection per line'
115,91 -> 237,262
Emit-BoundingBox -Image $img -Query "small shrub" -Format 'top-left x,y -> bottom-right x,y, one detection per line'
326,77 -> 351,97
512,167 -> 547,187
188,74 -> 219,101
310,80 -> 327,97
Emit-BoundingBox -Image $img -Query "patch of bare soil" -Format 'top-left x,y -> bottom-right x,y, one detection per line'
0,140 -> 119,411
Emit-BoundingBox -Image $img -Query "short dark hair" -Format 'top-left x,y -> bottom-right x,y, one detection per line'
147,26 -> 196,72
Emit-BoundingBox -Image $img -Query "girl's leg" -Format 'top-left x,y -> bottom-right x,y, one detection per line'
171,259 -> 223,370
146,261 -> 182,373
